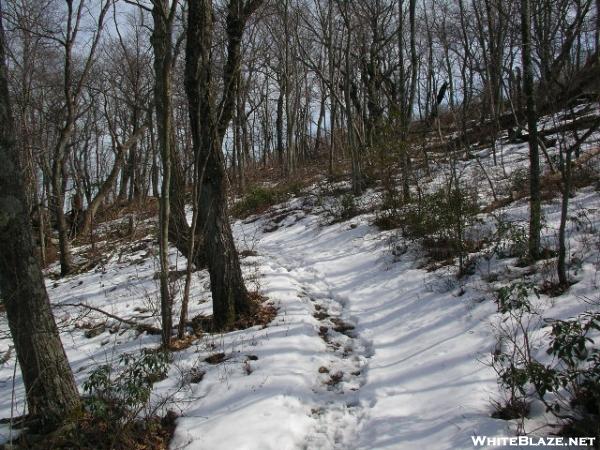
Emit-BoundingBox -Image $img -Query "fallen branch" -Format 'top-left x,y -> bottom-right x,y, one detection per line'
57,302 -> 161,335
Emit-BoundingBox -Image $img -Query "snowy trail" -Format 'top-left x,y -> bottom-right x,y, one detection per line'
243,205 -> 511,449
262,249 -> 373,449
3,183 -> 596,449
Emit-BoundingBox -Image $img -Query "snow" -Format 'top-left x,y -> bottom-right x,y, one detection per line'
1,106 -> 600,449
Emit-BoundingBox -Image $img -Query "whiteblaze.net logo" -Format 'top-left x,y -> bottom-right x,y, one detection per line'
471,436 -> 596,447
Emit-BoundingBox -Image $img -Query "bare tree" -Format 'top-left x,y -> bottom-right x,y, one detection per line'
149,0 -> 179,347
0,5 -> 80,429
185,0 -> 263,330
49,0 -> 112,276
521,0 -> 541,261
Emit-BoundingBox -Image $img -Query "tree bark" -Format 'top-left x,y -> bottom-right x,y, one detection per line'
150,0 -> 178,347
521,0 -> 541,261
276,73 -> 285,166
338,0 -> 362,195
50,133 -> 74,276
597,0 -> 600,59
186,0 -> 260,330
557,144 -> 571,287
0,11 -> 80,429
169,143 -> 206,269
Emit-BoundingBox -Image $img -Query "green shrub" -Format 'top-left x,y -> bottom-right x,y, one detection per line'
322,190 -> 363,224
374,184 -> 403,230
336,193 -> 358,221
19,350 -> 174,449
493,219 -> 529,261
400,184 -> 481,270
83,349 -> 170,423
508,167 -> 529,197
231,181 -> 305,218
406,187 -> 478,236
495,282 -> 538,314
492,301 -> 600,440
231,186 -> 279,218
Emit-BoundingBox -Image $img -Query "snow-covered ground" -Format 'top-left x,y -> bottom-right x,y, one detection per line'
1,106 -> 600,449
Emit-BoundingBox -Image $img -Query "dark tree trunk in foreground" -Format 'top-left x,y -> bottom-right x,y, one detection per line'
0,11 -> 80,429
186,0 -> 261,330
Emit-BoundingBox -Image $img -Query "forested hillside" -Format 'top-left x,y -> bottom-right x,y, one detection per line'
1,0 -> 600,449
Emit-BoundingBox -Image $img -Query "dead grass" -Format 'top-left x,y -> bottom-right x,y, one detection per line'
93,198 -> 159,229
168,334 -> 198,351
188,293 -> 277,335
482,196 -> 514,213
231,293 -> 278,331
11,410 -> 177,450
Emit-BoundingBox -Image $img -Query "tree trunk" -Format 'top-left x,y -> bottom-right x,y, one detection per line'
402,0 -> 418,203
150,114 -> 160,197
51,139 -> 74,276
314,90 -> 326,158
0,14 -> 80,429
597,0 -> 600,59
276,76 -> 285,166
557,121 -> 600,285
338,1 -> 362,195
169,142 -> 206,269
150,0 -> 177,348
186,0 -> 259,330
557,144 -> 572,287
521,0 -> 541,261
